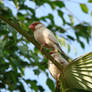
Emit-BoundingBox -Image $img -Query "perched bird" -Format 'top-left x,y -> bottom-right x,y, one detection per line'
48,52 -> 69,89
29,22 -> 69,89
29,22 -> 64,52
29,22 -> 92,92
48,52 -> 69,80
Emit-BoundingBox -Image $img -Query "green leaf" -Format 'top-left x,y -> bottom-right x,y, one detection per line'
69,15 -> 74,25
53,1 -> 65,8
33,69 -> 40,75
46,78 -> 55,91
67,35 -> 75,41
34,0 -> 47,6
60,37 -> 66,47
80,4 -> 88,13
0,39 -> 7,57
74,47 -> 77,55
47,1 -> 65,9
88,0 -> 92,3
17,13 -> 25,20
47,2 -> 56,9
79,40 -> 85,48
67,44 -> 71,53
30,80 -> 38,91
13,0 -> 19,9
38,85 -> 44,92
10,71 -> 17,85
47,14 -> 54,25
74,24 -> 91,44
58,10 -> 65,24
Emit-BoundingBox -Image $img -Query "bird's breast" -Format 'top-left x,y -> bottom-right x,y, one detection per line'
34,29 -> 52,46
48,60 -> 61,80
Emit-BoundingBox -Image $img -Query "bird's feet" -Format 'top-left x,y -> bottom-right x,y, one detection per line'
49,51 -> 55,55
40,43 -> 46,51
49,50 -> 58,58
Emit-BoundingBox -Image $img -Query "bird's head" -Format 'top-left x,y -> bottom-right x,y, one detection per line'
29,22 -> 42,31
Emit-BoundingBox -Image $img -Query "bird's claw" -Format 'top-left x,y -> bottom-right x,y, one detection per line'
40,43 -> 45,51
49,50 -> 57,58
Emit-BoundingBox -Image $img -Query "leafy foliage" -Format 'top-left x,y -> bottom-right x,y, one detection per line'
0,0 -> 92,92
46,78 -> 55,92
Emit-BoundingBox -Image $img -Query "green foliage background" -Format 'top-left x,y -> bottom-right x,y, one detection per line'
0,0 -> 92,92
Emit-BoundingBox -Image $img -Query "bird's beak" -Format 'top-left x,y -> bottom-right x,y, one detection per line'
29,24 -> 35,30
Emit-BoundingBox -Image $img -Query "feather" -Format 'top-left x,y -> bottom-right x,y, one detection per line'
62,52 -> 92,91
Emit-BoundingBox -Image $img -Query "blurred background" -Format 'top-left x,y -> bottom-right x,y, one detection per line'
0,0 -> 92,92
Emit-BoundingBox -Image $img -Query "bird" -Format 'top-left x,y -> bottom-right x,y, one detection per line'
48,52 -> 69,78
48,52 -> 69,91
48,52 -> 69,87
29,22 -> 70,88
29,22 -> 92,92
29,22 -> 64,53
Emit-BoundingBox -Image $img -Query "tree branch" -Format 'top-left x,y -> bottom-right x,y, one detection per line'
0,15 -> 63,71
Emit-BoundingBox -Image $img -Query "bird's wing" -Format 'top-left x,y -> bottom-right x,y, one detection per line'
48,29 -> 70,61
47,29 -> 62,52
62,52 -> 92,91
48,29 -> 59,46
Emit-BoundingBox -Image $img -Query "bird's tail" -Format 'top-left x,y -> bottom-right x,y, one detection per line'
57,44 -> 71,62
62,52 -> 92,91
